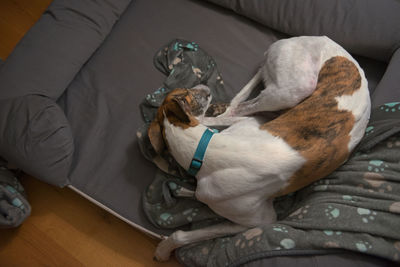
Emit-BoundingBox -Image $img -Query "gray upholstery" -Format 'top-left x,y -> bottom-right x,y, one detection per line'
205,0 -> 400,62
0,0 -> 132,186
372,48 -> 400,107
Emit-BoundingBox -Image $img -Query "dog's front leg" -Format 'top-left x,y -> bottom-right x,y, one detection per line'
154,221 -> 247,261
201,116 -> 248,127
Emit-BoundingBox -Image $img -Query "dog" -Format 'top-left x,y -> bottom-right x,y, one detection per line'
148,36 -> 371,261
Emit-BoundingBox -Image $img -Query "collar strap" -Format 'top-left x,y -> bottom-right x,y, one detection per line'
187,128 -> 218,176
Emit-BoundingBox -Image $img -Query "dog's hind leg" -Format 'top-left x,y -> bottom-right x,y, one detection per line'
201,116 -> 248,127
154,221 -> 247,261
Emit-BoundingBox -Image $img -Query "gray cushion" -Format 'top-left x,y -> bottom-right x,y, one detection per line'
372,48 -> 400,107
0,0 -> 132,186
205,0 -> 400,62
0,96 -> 73,186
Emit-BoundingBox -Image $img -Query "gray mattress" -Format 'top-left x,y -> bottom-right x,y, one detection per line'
0,0 -> 399,266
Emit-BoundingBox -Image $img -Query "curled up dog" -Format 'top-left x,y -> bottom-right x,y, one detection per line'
147,36 -> 371,261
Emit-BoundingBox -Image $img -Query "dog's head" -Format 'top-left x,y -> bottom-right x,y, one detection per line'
148,85 -> 212,154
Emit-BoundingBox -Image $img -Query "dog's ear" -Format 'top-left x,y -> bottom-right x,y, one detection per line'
160,97 -> 192,124
148,120 -> 165,155
170,96 -> 193,124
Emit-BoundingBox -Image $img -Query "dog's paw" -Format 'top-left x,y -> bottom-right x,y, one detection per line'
154,239 -> 174,262
205,103 -> 229,117
217,106 -> 235,118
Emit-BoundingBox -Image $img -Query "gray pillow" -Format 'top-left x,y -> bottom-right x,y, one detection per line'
205,0 -> 400,62
0,96 -> 73,186
0,0 -> 132,186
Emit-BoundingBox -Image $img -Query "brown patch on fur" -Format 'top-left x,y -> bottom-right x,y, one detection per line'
148,88 -> 201,153
156,88 -> 200,129
261,56 -> 361,196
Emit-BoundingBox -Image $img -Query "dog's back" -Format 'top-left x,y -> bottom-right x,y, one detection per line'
262,56 -> 370,196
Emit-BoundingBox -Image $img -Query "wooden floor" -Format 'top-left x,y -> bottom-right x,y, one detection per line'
0,1 -> 179,266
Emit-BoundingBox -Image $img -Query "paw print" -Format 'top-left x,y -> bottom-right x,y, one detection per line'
157,212 -> 174,226
273,225 -> 289,233
357,208 -> 377,223
365,126 -> 374,136
355,241 -> 372,252
386,136 -> 400,148
168,57 -> 183,70
4,185 -> 25,210
325,205 -> 340,220
323,230 -> 342,236
182,208 -> 199,222
342,195 -> 356,203
289,205 -> 310,220
280,238 -> 296,249
173,41 -> 199,52
363,172 -> 385,187
389,202 -> 400,213
313,179 -> 330,191
363,172 -> 393,193
192,66 -> 203,78
235,227 -> 263,248
216,75 -> 224,84
379,102 -> 400,113
367,160 -> 388,173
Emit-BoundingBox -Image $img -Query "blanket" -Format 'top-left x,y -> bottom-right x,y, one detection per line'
138,40 -> 400,266
177,102 -> 400,266
0,161 -> 31,228
138,39 -> 229,230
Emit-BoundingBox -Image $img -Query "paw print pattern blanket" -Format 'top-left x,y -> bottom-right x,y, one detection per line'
0,165 -> 31,228
138,39 -> 227,230
138,40 -> 400,266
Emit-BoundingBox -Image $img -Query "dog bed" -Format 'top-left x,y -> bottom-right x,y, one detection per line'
0,0 -> 399,265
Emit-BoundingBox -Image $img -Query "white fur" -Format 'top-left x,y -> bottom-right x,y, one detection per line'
164,117 -> 305,226
335,73 -> 371,151
154,36 -> 371,261
222,36 -> 361,116
155,115 -> 305,261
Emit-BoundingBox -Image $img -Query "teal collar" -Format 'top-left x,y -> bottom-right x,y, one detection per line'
187,128 -> 218,176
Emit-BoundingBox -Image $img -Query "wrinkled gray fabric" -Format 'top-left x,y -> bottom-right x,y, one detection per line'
0,95 -> 74,187
240,253 -> 394,267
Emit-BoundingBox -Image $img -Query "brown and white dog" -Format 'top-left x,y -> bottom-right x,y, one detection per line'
148,36 -> 371,261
